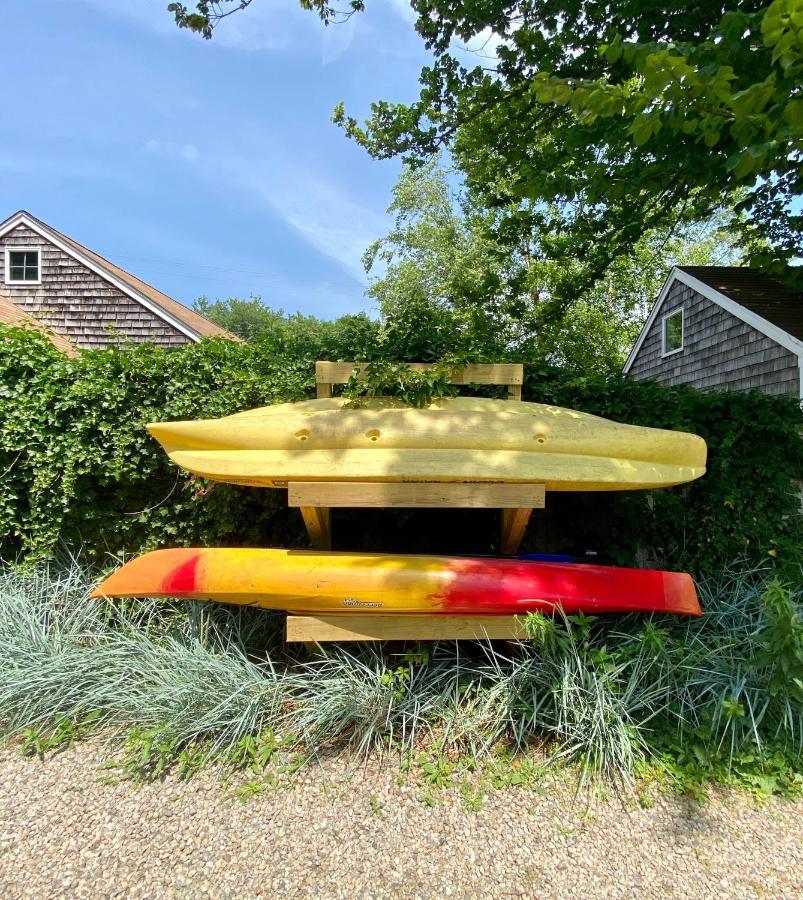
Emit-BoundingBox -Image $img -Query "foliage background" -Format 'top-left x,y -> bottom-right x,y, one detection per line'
2,325 -> 801,577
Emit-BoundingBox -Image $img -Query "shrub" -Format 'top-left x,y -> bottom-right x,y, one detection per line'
522,366 -> 803,574
0,329 -> 316,559
1,325 -> 801,575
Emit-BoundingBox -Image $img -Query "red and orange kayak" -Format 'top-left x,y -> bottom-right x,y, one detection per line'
91,548 -> 701,617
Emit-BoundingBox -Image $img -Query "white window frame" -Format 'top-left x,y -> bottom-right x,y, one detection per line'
4,247 -> 41,285
661,308 -> 684,357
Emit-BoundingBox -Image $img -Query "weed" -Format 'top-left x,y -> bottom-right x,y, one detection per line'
417,750 -> 453,788
234,773 -> 280,803
19,711 -> 100,759
459,782 -> 485,811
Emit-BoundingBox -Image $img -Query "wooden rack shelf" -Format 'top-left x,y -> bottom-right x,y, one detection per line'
286,615 -> 529,643
314,360 -> 524,401
288,481 -> 544,555
286,360 -> 535,643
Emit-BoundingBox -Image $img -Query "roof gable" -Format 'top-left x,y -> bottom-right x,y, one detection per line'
624,266 -> 803,374
0,210 -> 239,343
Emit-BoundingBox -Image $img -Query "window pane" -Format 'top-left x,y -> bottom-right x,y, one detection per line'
664,312 -> 683,353
7,251 -> 39,282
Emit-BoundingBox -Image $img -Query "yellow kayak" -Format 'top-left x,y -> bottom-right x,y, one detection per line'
147,396 -> 707,491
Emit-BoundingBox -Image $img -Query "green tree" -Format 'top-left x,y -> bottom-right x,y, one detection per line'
168,0 -> 794,294
194,297 -> 381,358
336,0 -> 801,290
365,160 -> 739,370
363,159 -> 541,359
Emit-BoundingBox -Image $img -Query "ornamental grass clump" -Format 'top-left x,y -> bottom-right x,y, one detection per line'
673,566 -> 803,753
0,559 -> 800,790
0,560 -> 291,757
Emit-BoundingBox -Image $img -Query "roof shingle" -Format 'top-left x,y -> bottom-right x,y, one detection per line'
0,294 -> 78,355
678,266 -> 803,342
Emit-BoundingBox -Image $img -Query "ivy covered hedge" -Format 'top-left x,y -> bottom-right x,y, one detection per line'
522,366 -> 803,575
1,326 -> 801,576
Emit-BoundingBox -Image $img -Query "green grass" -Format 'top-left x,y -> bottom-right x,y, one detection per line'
0,558 -> 800,795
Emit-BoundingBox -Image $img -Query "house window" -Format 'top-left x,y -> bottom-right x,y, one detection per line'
662,308 -> 683,356
5,248 -> 41,284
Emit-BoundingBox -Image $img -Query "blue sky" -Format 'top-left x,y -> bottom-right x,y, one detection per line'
0,0 -> 435,318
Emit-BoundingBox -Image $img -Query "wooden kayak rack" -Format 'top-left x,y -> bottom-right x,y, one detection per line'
285,361 -> 542,644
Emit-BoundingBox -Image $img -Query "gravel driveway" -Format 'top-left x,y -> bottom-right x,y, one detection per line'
0,742 -> 800,899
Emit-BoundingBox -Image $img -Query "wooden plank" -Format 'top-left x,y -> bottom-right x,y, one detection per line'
299,506 -> 331,550
500,507 -> 534,555
509,384 -> 522,401
315,360 -> 523,387
288,481 -> 545,509
316,383 -> 333,399
286,614 -> 530,642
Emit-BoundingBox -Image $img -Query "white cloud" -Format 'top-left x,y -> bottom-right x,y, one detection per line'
138,140 -> 388,284
321,15 -> 358,64
226,160 -> 387,283
205,3 -> 305,52
281,190 -> 381,283
385,0 -> 418,25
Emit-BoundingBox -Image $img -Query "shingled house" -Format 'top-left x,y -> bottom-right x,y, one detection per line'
624,266 -> 803,401
0,210 -> 236,350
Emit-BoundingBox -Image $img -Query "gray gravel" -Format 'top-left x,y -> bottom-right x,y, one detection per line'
0,741 -> 801,899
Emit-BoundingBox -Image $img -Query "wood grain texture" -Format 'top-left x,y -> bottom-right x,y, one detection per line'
315,360 -> 524,387
285,614 -> 530,642
298,506 -> 331,550
288,481 -> 545,509
500,507 -> 535,555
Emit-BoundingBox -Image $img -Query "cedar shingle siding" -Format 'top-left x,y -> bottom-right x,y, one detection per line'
628,279 -> 800,397
0,223 -> 190,350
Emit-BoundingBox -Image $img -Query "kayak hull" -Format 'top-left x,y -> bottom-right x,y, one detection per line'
91,548 -> 701,617
146,397 -> 707,491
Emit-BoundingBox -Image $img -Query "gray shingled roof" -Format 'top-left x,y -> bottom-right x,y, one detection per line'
678,266 -> 803,342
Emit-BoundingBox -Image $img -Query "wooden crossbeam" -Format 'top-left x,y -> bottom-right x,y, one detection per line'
288,481 -> 545,510
315,361 -> 524,400
286,614 -> 529,643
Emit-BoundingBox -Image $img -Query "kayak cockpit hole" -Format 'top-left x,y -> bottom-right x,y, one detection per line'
295,429 -> 310,442
366,429 -> 381,442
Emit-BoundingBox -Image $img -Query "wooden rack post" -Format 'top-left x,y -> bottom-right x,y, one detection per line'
285,360 -> 538,643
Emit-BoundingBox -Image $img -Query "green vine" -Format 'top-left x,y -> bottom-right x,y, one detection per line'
342,358 -> 462,408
